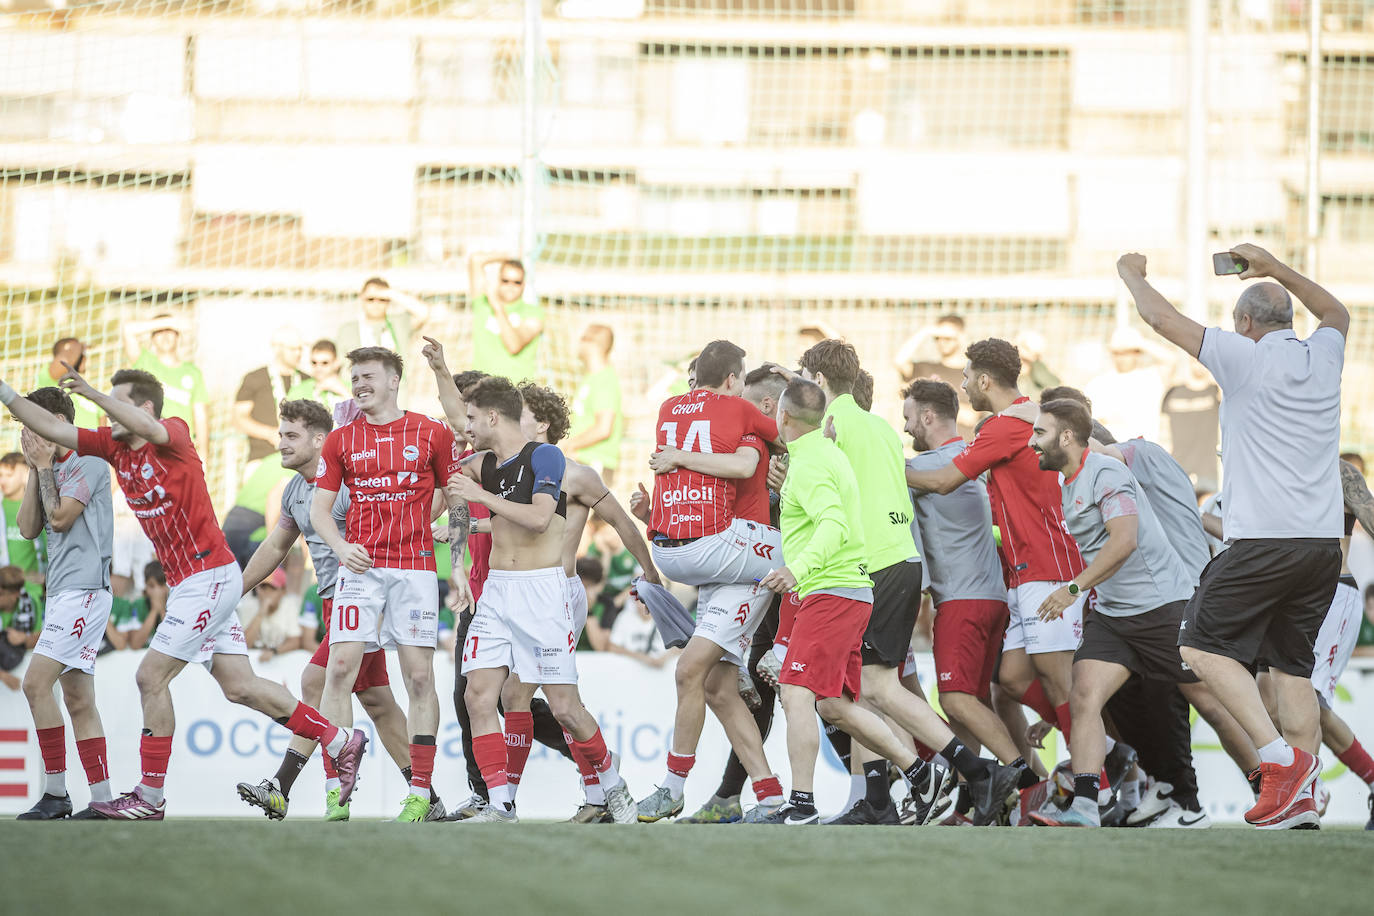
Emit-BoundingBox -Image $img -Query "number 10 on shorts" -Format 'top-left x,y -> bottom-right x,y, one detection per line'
336,605 -> 361,633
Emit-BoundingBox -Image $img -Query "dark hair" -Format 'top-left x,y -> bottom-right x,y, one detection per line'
0,565 -> 24,589
903,379 -> 959,420
743,366 -> 786,400
1039,399 -> 1093,446
0,452 -> 24,469
694,340 -> 746,389
111,368 -> 164,418
25,386 -> 75,424
780,379 -> 827,428
468,376 -> 523,423
311,339 -> 337,357
965,338 -> 1021,389
575,556 -> 605,584
278,398 -> 333,435
799,339 -> 860,395
143,560 -> 166,586
853,369 -> 874,412
346,346 -> 403,380
1039,385 -> 1091,411
937,314 -> 966,331
453,370 -> 489,398
360,276 -> 389,294
518,382 -> 571,445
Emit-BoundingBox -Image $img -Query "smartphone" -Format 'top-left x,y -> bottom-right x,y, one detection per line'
1212,252 -> 1247,275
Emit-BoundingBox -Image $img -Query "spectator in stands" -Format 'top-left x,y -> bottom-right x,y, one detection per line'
894,314 -> 979,437
468,252 -> 544,381
233,326 -> 306,465
576,555 -> 610,652
1161,357 -> 1222,488
123,312 -> 210,452
563,324 -> 623,484
240,567 -> 306,662
103,561 -> 166,654
1085,325 -> 1173,442
0,453 -> 45,586
607,593 -> 669,667
337,275 -> 432,364
222,458 -> 293,570
37,338 -> 100,429
1016,330 -> 1061,401
585,516 -> 640,629
0,565 -> 41,691
286,339 -> 349,413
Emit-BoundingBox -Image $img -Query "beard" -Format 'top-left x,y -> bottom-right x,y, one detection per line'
1035,446 -> 1063,472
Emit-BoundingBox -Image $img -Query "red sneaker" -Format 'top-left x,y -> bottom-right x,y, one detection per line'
1255,792 -> 1321,830
1245,749 -> 1319,825
88,788 -> 165,821
333,729 -> 368,806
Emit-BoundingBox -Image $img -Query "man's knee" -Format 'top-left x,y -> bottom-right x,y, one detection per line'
21,667 -> 52,704
299,664 -> 325,703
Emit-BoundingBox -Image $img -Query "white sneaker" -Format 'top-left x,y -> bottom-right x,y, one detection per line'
1145,802 -> 1211,829
1126,780 -> 1175,826
604,783 -> 638,825
1315,780 -> 1330,818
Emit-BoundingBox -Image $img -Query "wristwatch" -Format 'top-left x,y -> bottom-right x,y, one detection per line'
1066,581 -> 1081,597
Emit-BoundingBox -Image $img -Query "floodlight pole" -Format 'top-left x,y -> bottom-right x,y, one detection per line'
1184,0 -> 1208,323
1305,0 -> 1322,285
521,0 -> 542,287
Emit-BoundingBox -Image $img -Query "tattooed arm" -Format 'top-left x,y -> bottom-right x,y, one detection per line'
1340,460 -> 1374,535
445,479 -> 473,613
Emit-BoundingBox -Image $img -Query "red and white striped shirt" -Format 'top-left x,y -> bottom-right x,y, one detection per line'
650,390 -> 777,539
316,412 -> 461,572
77,418 -> 234,587
951,399 -> 1085,588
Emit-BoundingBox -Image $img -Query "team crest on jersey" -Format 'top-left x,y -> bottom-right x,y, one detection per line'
140,462 -> 154,480
403,445 -> 420,462
316,457 -> 326,477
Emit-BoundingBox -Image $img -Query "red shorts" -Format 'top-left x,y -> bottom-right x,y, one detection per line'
778,593 -> 870,700
775,591 -> 801,648
308,599 -> 391,693
932,598 -> 1009,699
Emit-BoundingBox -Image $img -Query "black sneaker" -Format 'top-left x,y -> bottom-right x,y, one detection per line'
968,762 -> 1021,827
1104,741 -> 1138,795
757,803 -> 819,825
824,798 -> 899,825
904,762 -> 957,826
17,793 -> 73,820
1099,798 -> 1128,827
70,806 -> 107,820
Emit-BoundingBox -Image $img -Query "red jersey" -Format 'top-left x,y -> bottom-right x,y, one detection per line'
316,412 -> 461,572
77,418 -> 234,587
732,434 -> 772,526
650,389 -> 777,539
951,398 -> 1085,588
460,447 -> 493,603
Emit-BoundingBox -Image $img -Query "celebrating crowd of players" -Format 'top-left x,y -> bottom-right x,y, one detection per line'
4,242 -> 1374,830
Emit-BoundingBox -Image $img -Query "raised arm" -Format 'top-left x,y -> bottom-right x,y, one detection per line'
1232,243 -> 1350,337
0,382 -> 80,450
420,337 -> 467,434
467,251 -> 500,302
59,365 -> 170,446
1117,254 -> 1206,357
388,287 -> 432,332
648,445 -> 759,480
1340,459 -> 1374,535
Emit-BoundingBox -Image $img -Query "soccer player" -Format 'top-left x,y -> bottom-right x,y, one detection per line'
635,340 -> 786,822
14,387 -> 116,820
450,377 -> 635,823
905,338 -> 1085,747
234,399 -> 443,821
760,379 -> 1017,825
516,382 -> 661,821
1025,400 -> 1249,828
0,369 -> 365,820
902,380 -> 1022,769
1119,244 -> 1347,829
310,347 -> 467,822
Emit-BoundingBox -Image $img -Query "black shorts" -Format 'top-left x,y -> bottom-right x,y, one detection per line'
1075,601 -> 1198,684
1179,538 -> 1341,678
860,559 -> 922,667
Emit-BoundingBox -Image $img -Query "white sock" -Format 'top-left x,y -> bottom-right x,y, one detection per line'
323,728 -> 349,759
597,765 -> 625,792
489,782 -> 513,809
43,769 -> 67,797
410,781 -> 428,798
88,779 -> 113,803
585,777 -> 605,805
664,771 -> 687,800
325,777 -> 341,793
138,783 -> 164,805
1257,738 -> 1295,767
772,643 -> 787,663
1104,736 -> 1117,753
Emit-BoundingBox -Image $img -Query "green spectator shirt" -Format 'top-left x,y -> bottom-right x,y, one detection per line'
569,367 -> 623,470
34,367 -> 100,429
234,459 -> 293,515
1,498 -> 46,580
779,428 -> 873,598
823,393 -> 920,572
133,350 -> 208,426
286,376 -> 346,414
472,295 -> 543,381
0,582 -> 44,633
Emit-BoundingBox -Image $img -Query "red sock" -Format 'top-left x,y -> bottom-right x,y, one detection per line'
284,702 -> 337,748
472,732 -> 509,791
564,730 -> 598,786
1055,703 -> 1072,746
75,737 -> 109,785
666,751 -> 695,779
752,775 -> 783,803
36,726 -> 65,776
1337,739 -> 1374,785
409,742 -> 437,792
140,734 -> 173,789
1019,681 -> 1058,726
323,753 -> 339,780
572,728 -> 614,773
913,741 -> 937,763
503,711 -> 535,787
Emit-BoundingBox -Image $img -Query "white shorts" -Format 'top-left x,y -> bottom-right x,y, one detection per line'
1313,582 -> 1362,706
332,567 -> 440,650
900,643 -> 919,680
651,518 -> 782,589
151,563 -> 247,669
1004,580 -> 1085,655
694,580 -> 773,667
461,567 -> 578,685
568,575 -> 589,638
35,589 -> 113,676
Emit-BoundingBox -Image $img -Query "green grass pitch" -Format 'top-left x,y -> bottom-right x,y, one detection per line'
4,820 -> 1366,915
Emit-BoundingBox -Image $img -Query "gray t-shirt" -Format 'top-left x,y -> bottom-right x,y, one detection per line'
280,474 -> 349,599
1116,438 -> 1210,584
1200,326 -> 1344,540
1061,451 -> 1194,617
908,439 -> 1006,605
45,452 -> 113,594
